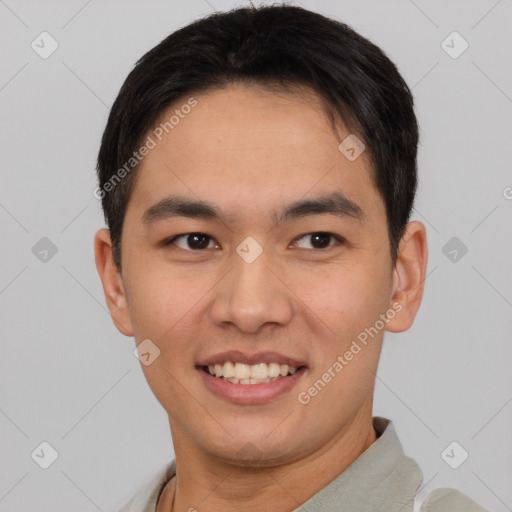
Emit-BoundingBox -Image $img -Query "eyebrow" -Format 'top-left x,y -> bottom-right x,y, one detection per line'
142,191 -> 364,226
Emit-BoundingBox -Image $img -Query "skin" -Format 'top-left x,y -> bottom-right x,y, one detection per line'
95,83 -> 428,512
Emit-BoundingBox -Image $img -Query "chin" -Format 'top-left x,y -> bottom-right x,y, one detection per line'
202,434 -> 307,469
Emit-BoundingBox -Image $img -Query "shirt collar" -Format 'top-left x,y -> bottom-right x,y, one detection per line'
294,416 -> 423,512
147,417 -> 423,512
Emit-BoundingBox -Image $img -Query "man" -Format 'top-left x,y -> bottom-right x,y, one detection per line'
94,4 -> 488,511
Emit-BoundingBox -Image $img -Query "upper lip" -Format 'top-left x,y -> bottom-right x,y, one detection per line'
197,350 -> 307,368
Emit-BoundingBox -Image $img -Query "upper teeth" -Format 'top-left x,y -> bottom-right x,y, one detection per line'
208,362 -> 298,380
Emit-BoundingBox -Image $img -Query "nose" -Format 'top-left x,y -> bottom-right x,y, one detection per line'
210,247 -> 294,334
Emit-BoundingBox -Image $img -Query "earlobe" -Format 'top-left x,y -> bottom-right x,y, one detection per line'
386,221 -> 428,333
94,228 -> 134,336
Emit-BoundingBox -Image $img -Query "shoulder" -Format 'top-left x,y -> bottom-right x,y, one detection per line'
418,487 -> 490,512
118,461 -> 176,512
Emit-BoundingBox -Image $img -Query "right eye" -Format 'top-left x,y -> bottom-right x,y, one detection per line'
165,233 -> 220,251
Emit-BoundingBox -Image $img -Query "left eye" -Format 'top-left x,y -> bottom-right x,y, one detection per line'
293,232 -> 343,250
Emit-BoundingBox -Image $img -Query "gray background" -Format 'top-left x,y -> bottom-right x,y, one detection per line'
1,0 -> 511,510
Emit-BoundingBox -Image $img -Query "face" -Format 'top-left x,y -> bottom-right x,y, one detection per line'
96,83 -> 425,467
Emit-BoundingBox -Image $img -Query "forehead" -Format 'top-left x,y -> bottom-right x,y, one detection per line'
129,83 -> 383,226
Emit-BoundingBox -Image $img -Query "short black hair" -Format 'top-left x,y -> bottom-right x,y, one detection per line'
97,3 -> 418,269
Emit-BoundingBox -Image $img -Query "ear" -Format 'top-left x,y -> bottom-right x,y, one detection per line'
94,228 -> 134,336
386,221 -> 428,333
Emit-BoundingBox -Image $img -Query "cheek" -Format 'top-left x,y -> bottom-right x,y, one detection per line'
125,266 -> 206,407
295,260 -> 391,336
123,261 -> 184,340
124,260 -> 221,355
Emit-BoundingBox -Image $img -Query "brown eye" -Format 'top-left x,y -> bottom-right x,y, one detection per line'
167,233 -> 218,250
293,232 -> 343,250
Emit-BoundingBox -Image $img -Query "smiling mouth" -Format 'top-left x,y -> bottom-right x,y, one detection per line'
200,361 -> 306,385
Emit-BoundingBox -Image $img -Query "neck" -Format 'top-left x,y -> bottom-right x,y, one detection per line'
165,408 -> 378,512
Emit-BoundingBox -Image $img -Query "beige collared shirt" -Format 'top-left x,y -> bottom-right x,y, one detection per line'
118,417 -> 488,512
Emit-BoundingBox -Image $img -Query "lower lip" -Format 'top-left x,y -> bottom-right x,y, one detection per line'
197,367 -> 307,405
